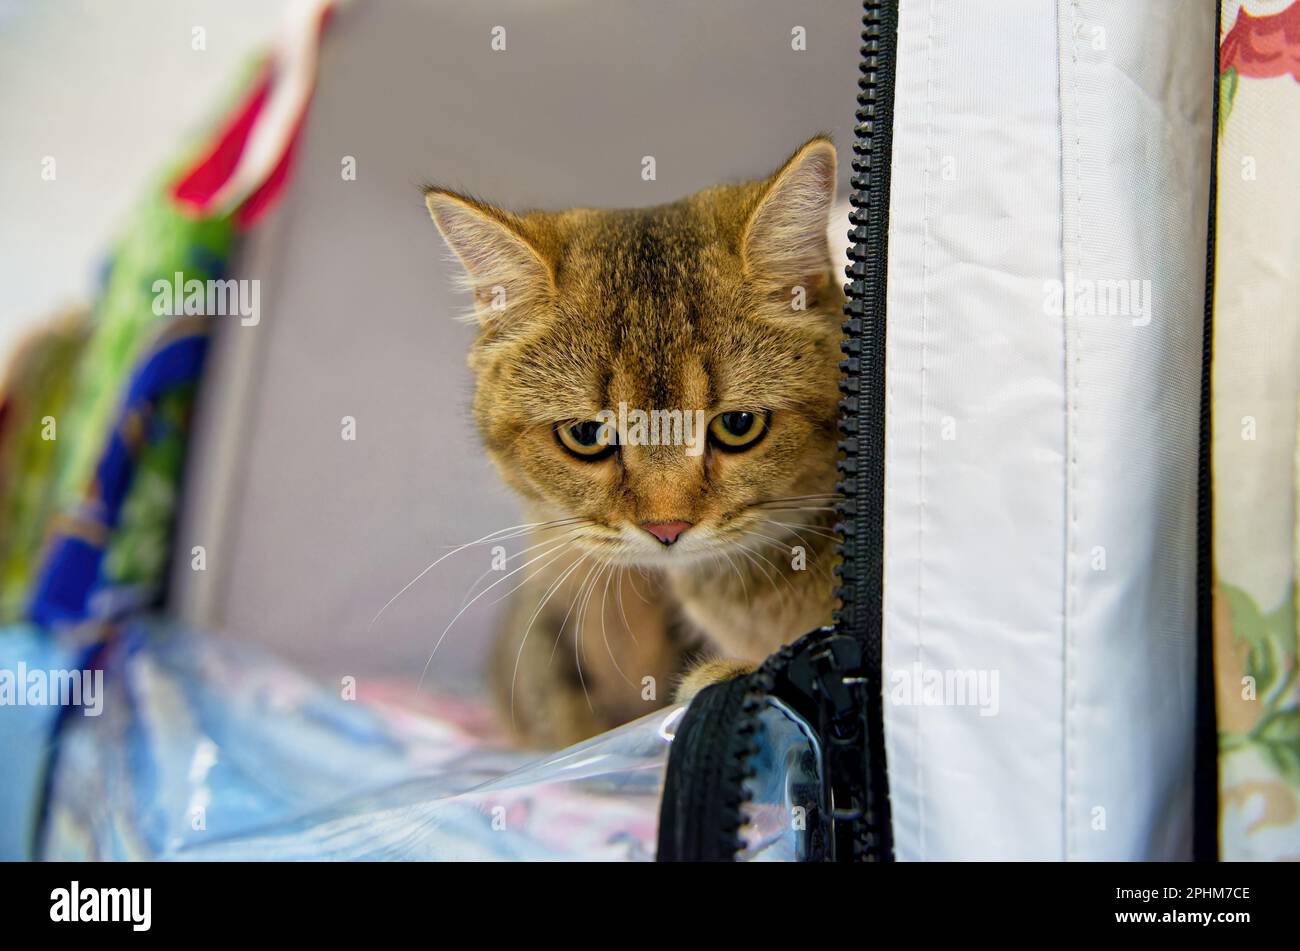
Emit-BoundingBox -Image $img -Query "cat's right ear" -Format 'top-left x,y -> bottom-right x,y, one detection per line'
741,137 -> 837,300
424,188 -> 554,326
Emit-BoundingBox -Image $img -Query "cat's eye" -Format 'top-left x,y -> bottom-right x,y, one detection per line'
708,410 -> 769,452
556,419 -> 616,460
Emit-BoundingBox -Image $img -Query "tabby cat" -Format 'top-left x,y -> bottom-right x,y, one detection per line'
425,137 -> 843,747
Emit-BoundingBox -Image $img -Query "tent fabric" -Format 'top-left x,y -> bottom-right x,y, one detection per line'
8,0 -> 1235,861
881,0 -> 1212,859
168,0 -> 865,686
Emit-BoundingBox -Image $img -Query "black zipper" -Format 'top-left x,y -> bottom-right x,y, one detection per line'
830,0 -> 897,861
657,628 -> 837,861
656,0 -> 899,863
1192,0 -> 1221,863
655,669 -> 755,861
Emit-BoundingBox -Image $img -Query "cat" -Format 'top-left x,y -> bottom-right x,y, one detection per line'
425,137 -> 844,747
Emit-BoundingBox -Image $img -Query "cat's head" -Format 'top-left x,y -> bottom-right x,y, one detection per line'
425,137 -> 842,566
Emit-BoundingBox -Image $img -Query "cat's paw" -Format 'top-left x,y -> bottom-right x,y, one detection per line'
674,659 -> 756,704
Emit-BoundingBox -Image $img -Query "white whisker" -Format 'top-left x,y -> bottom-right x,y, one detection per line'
566,556 -> 605,714
598,562 -> 634,686
614,565 -> 641,646
457,526 -> 587,610
510,550 -> 591,733
367,516 -> 586,636
414,538 -> 574,691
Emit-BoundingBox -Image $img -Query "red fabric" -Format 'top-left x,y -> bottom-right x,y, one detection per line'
235,116 -> 304,229
170,63 -> 274,215
169,3 -> 333,229
1221,2 -> 1300,81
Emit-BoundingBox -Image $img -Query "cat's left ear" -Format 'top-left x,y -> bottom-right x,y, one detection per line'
424,188 -> 554,326
742,136 -> 838,298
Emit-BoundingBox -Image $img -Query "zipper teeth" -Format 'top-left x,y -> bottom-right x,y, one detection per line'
832,0 -> 896,860
1193,0 -> 1221,862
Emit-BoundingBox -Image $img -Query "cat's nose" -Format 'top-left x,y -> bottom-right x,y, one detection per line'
641,520 -> 692,546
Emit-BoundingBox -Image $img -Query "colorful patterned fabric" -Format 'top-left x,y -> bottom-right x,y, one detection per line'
28,319 -> 214,624
4,0 -> 330,628
1214,0 -> 1300,861
20,134 -> 240,626
0,187 -> 235,627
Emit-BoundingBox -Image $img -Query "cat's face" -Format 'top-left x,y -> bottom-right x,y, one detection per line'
427,138 -> 842,567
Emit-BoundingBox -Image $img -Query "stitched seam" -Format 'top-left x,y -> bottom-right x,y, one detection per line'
1063,0 -> 1084,864
913,0 -> 938,862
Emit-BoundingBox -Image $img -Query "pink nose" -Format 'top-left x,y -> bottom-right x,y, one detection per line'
641,520 -> 692,546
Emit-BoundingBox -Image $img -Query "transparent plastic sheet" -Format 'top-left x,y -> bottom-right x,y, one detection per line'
737,698 -> 824,862
36,619 -> 815,861
173,721 -> 676,861
179,699 -> 820,862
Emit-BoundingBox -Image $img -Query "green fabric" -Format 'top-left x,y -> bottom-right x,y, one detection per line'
0,60 -> 260,624
0,320 -> 87,620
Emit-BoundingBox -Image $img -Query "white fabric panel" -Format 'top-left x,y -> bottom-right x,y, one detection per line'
883,0 -> 1210,859
1054,0 -> 1210,860
884,0 -> 1067,861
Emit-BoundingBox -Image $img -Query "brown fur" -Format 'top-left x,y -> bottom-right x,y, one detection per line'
427,138 -> 842,747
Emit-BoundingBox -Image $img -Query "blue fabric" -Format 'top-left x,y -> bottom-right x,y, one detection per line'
0,624 -> 86,859
36,618 -> 685,861
23,617 -> 804,861
28,330 -> 208,626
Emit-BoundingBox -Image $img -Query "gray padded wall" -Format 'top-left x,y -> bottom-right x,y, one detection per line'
172,0 -> 862,686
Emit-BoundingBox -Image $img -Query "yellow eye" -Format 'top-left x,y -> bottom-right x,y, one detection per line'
556,419 -> 616,460
708,411 -> 769,452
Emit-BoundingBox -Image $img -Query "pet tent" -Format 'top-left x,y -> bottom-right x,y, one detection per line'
2,0 -> 1296,862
